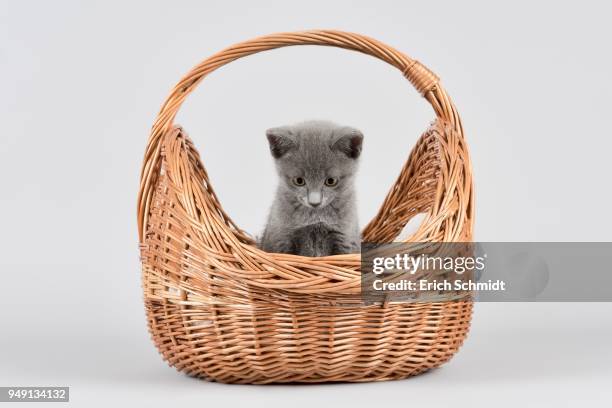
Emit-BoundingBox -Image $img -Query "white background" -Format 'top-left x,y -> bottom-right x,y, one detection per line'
1,1 -> 611,406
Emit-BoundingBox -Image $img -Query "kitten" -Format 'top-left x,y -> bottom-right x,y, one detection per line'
259,120 -> 363,257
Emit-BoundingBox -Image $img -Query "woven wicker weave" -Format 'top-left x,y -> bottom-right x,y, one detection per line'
137,30 -> 474,384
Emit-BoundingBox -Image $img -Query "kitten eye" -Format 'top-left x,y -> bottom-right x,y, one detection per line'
292,177 -> 305,186
324,177 -> 338,187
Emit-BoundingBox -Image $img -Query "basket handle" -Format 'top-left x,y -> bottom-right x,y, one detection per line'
138,30 -> 464,240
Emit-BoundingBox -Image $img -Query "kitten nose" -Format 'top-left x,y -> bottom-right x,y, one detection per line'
308,191 -> 322,207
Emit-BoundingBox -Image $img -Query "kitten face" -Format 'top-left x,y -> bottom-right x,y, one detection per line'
282,165 -> 343,209
266,121 -> 363,210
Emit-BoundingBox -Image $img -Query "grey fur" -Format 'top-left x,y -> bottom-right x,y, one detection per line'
259,120 -> 362,256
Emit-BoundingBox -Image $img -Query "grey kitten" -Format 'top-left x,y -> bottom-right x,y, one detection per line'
259,120 -> 362,257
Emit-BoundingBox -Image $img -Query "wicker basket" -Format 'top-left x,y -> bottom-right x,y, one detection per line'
137,30 -> 474,384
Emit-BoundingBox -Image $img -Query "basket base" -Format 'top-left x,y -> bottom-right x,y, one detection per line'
145,299 -> 472,384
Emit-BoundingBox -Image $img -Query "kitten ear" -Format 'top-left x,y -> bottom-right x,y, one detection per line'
266,127 -> 295,158
332,128 -> 363,159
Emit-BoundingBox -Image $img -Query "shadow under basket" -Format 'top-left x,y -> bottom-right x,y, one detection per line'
137,30 -> 475,384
